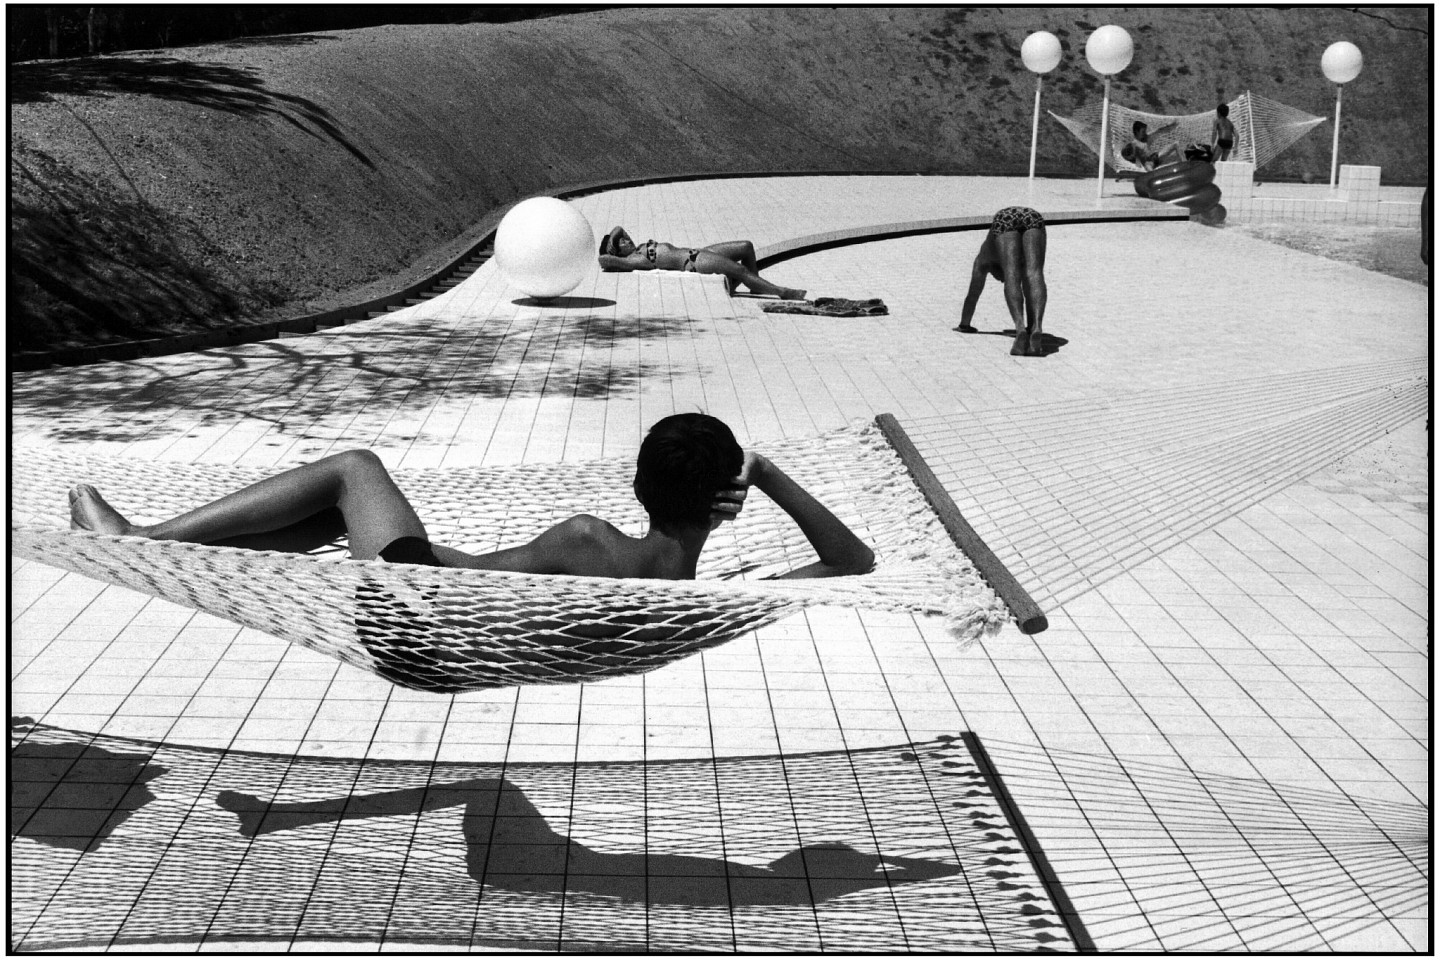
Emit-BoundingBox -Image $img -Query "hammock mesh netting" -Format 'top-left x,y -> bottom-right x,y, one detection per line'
12,722 -> 1076,952
1049,91 -> 1326,173
899,358 -> 1427,612
12,421 -> 1010,693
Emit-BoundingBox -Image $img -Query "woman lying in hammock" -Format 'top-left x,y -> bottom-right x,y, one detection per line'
67,413 -> 874,582
598,227 -> 807,300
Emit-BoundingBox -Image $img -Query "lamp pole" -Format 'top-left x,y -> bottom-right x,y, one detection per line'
1021,31 -> 1062,179
1031,76 -> 1044,179
1321,41 -> 1363,190
1329,83 -> 1343,188
1096,77 -> 1112,198
1085,26 -> 1133,201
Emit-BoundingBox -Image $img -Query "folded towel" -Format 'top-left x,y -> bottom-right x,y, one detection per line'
761,297 -> 889,317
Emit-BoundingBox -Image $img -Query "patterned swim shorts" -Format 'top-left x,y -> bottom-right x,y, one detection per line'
990,207 -> 1046,234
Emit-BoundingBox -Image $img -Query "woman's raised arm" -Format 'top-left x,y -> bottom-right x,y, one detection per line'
729,452 -> 874,579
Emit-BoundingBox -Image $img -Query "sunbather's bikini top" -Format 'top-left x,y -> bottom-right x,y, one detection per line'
644,240 -> 658,263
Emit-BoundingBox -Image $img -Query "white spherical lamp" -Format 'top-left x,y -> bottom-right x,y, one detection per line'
1022,31 -> 1062,74
1321,42 -> 1364,189
1085,25 -> 1133,75
1086,25 -> 1133,198
1021,31 -> 1063,179
1321,41 -> 1363,84
493,197 -> 596,301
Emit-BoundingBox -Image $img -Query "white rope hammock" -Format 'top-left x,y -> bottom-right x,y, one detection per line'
900,358 -> 1428,611
1049,91 -> 1325,173
12,421 -> 1010,693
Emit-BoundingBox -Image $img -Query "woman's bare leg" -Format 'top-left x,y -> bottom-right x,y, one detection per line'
702,241 -> 759,273
693,250 -> 805,299
68,449 -> 426,559
993,231 -> 1028,355
1021,227 -> 1048,355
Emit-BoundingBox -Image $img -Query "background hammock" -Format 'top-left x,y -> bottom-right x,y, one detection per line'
12,420 -> 1011,694
1049,91 -> 1326,173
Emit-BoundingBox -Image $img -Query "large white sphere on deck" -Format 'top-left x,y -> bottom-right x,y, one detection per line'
1085,25 -> 1133,76
493,197 -> 595,300
1321,41 -> 1363,84
1022,31 -> 1063,74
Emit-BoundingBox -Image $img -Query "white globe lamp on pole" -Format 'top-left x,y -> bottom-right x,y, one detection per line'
1085,25 -> 1133,200
1321,41 -> 1363,189
1021,31 -> 1063,179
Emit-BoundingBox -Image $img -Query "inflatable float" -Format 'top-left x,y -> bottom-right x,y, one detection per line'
1134,160 -> 1227,225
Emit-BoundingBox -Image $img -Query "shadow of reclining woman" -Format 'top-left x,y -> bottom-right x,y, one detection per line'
217,776 -> 962,905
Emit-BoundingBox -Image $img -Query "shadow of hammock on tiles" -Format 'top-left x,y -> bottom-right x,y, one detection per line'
899,357 -> 1427,611
981,739 -> 1428,953
9,719 -> 1085,953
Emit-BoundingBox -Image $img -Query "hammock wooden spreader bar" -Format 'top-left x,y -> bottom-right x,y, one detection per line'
12,418 -> 1015,693
876,414 -> 1048,635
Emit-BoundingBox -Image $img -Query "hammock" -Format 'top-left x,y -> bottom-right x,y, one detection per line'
12,420 -> 1011,694
1049,91 -> 1325,173
898,358 -> 1428,611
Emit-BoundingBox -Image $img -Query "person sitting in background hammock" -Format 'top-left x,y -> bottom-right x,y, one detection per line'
1122,119 -> 1181,170
598,226 -> 807,300
67,413 -> 874,582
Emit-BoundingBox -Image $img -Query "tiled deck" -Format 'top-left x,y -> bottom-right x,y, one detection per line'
10,175 -> 1430,952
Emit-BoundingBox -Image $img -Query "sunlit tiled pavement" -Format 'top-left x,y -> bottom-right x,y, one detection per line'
10,176 -> 1429,952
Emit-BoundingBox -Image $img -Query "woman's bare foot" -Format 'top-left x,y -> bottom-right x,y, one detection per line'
69,484 -> 137,535
780,288 -> 807,301
1010,331 -> 1029,356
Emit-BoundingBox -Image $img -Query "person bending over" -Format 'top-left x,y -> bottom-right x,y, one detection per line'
67,413 -> 873,582
955,206 -> 1048,357
598,227 -> 806,300
1210,104 -> 1237,162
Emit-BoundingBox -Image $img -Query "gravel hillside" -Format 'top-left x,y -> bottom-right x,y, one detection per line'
10,6 -> 1429,355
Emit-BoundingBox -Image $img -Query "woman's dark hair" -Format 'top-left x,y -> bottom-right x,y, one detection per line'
599,226 -> 624,256
634,413 -> 744,527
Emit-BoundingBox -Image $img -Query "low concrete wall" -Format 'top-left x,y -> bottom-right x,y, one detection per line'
1216,161 -> 1421,227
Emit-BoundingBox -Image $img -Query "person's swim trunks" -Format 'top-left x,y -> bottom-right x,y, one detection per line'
991,207 -> 1046,234
1218,137 -> 1234,150
379,536 -> 444,567
681,248 -> 700,272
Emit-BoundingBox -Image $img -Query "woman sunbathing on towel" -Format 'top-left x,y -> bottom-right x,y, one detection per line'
598,227 -> 806,300
67,414 -> 873,582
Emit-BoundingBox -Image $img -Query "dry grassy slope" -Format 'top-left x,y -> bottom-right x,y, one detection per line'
8,6 -> 1428,352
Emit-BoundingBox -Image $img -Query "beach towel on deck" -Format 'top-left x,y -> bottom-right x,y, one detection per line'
761,297 -> 889,317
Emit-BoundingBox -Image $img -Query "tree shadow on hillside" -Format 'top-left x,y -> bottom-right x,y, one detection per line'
220,34 -> 337,49
10,144 -> 287,355
11,313 -> 700,446
8,55 -> 371,168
